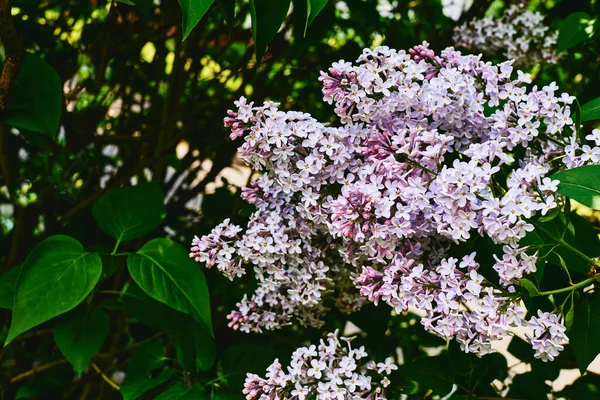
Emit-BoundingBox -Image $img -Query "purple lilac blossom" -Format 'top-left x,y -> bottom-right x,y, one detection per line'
191,43 -> 600,362
243,330 -> 396,400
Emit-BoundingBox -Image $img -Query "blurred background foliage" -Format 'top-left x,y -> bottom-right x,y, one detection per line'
1,0 -> 600,399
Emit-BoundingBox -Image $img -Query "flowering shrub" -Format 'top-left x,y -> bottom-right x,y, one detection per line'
191,42 -> 600,383
453,5 -> 559,67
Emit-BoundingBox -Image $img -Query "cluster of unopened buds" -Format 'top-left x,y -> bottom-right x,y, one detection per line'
191,42 -> 600,365
243,330 -> 396,400
453,5 -> 559,67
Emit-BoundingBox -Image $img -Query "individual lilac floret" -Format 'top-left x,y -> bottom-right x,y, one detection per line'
526,310 -> 568,362
243,330 -> 396,400
454,5 -> 559,67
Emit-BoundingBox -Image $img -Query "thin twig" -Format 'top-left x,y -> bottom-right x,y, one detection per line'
91,362 -> 120,391
10,359 -> 69,383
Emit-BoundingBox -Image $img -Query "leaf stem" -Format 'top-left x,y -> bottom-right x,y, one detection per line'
535,274 -> 599,297
111,236 -> 122,256
533,223 -> 598,266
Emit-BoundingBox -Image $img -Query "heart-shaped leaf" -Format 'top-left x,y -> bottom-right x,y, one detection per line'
1,53 -> 62,138
53,308 -> 109,374
92,182 -> 166,242
5,235 -> 102,345
127,238 -> 212,331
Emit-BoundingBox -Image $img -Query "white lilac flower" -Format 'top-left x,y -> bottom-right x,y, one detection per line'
243,330 -> 395,400
453,5 -> 559,67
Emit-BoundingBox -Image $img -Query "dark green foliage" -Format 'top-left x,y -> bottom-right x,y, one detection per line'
1,0 -> 600,399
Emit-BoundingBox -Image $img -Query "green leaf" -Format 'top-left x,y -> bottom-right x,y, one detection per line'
250,0 -> 292,62
178,0 -> 215,40
1,53 -> 62,138
127,342 -> 165,381
519,278 -> 539,296
557,12 -> 595,53
538,206 -> 561,223
53,308 -> 109,375
120,369 -> 173,400
155,383 -> 208,400
92,183 -> 166,242
581,96 -> 600,122
123,283 -> 216,372
127,238 -> 212,331
5,235 -> 102,345
15,384 -> 38,400
0,264 -> 21,309
570,294 -> 600,373
306,0 -> 328,32
552,165 -> 600,210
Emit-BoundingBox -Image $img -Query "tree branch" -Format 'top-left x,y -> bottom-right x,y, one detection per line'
0,0 -> 24,113
9,359 -> 69,384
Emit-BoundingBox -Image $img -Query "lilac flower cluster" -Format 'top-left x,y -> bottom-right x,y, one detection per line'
453,5 -> 559,67
190,43 -> 594,361
526,310 -> 569,362
243,330 -> 396,400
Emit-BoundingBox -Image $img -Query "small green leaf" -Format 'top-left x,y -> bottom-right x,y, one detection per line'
306,0 -> 328,33
538,206 -> 561,223
120,369 -> 173,400
127,238 -> 212,331
53,308 -> 109,375
0,264 -> 21,309
92,183 -> 166,242
1,53 -> 62,138
250,0 -> 292,62
5,236 -> 102,345
178,0 -> 215,40
519,278 -> 539,296
552,165 -> 600,210
15,384 -> 38,400
557,12 -> 595,53
581,96 -> 600,122
570,294 -> 600,373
